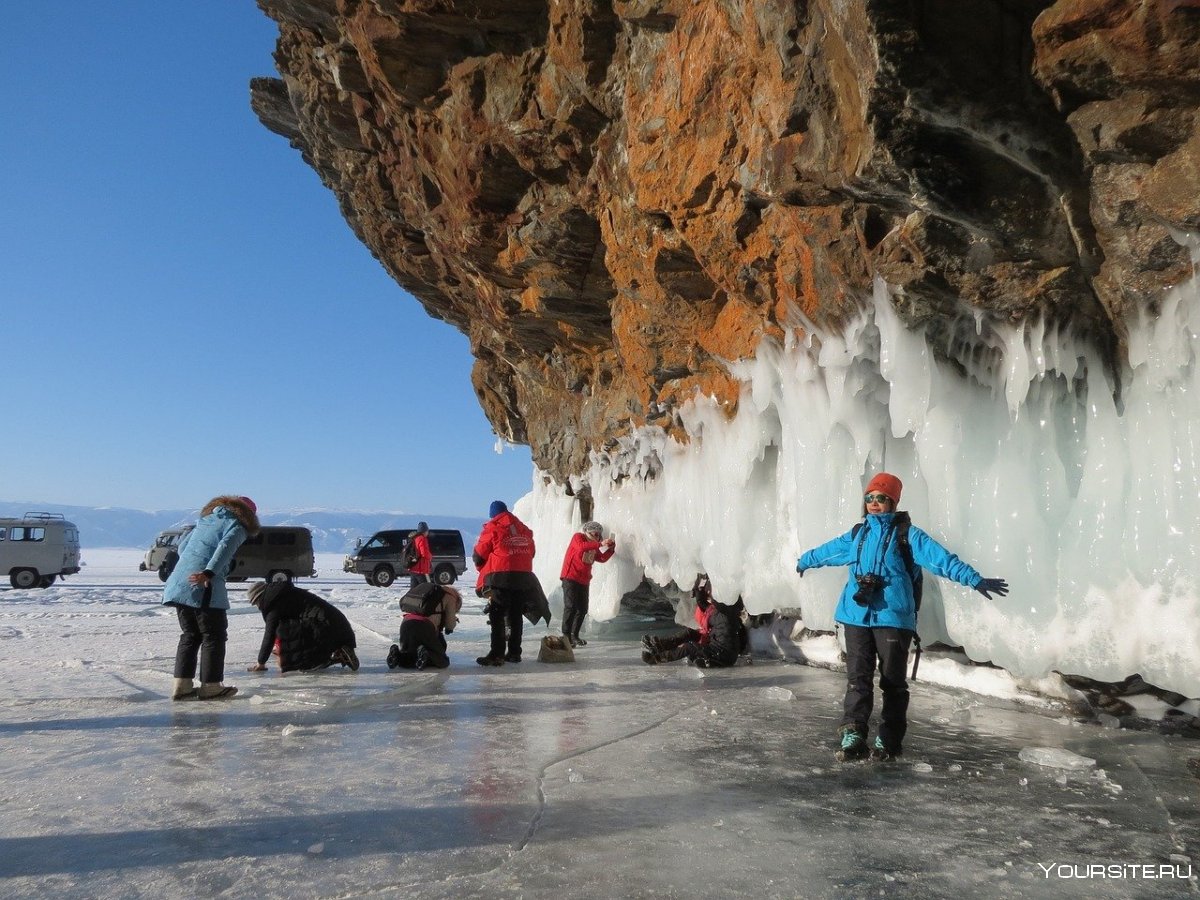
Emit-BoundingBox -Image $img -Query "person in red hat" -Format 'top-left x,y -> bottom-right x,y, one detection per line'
797,473 -> 1008,762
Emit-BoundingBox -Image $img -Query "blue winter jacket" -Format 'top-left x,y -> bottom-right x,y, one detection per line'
797,511 -> 982,630
161,506 -> 249,610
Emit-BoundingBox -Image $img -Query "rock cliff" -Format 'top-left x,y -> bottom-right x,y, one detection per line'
251,0 -> 1200,487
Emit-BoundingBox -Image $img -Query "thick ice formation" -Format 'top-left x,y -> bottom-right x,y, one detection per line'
520,242 -> 1200,697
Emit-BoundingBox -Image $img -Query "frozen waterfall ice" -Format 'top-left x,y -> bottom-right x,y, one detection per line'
521,244 -> 1200,698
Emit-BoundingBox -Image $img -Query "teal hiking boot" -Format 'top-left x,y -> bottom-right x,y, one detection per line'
869,737 -> 901,761
835,726 -> 868,762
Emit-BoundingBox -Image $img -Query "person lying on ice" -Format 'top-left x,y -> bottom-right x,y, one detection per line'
245,581 -> 359,673
640,574 -> 746,669
796,472 -> 1008,763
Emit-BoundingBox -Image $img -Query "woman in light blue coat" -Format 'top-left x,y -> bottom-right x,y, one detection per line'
797,473 -> 1008,762
162,495 -> 259,700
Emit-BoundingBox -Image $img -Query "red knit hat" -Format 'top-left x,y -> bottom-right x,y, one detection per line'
239,496 -> 257,514
865,473 -> 902,504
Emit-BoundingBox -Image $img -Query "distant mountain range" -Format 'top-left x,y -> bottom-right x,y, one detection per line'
0,502 -> 486,553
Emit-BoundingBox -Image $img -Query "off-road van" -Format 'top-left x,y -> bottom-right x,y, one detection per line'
157,525 -> 316,583
140,526 -> 195,582
1,512 -> 82,589
343,528 -> 466,587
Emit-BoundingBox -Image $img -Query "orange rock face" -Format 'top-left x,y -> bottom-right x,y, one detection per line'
252,0 -> 1200,484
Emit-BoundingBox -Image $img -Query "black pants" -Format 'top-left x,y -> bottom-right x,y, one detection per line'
488,589 -> 524,659
394,618 -> 450,669
174,606 -> 228,683
842,625 -> 912,749
409,573 -> 431,589
561,578 -> 590,639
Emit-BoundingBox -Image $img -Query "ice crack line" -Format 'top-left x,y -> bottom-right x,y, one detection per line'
515,701 -> 702,852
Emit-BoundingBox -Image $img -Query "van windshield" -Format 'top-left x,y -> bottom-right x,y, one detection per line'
363,534 -> 398,551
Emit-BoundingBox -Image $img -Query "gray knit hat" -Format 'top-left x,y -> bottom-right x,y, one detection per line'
247,581 -> 268,605
581,521 -> 603,536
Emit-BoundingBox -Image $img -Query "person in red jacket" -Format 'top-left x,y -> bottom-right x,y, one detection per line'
559,521 -> 616,647
407,521 -> 433,588
473,500 -> 550,666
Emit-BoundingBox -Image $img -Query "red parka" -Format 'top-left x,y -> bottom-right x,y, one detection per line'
409,533 -> 432,575
559,532 -> 615,584
473,510 -> 535,573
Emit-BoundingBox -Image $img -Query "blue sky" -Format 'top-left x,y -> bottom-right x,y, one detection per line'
0,3 -> 534,518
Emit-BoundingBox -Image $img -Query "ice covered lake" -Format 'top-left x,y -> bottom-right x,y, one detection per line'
0,549 -> 1196,898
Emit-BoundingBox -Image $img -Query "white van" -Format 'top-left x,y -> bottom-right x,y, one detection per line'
139,526 -> 195,582
0,512 -> 82,589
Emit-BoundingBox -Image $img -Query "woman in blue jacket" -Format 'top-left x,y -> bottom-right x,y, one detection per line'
797,473 -> 1008,762
162,495 -> 260,700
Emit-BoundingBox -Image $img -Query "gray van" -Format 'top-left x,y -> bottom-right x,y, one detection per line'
159,526 -> 316,583
140,526 -> 195,582
343,528 -> 466,587
0,512 -> 82,589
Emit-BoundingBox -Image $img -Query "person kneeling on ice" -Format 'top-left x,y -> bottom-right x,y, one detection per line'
245,581 -> 359,673
796,472 -> 1008,763
387,583 -> 463,670
641,574 -> 746,669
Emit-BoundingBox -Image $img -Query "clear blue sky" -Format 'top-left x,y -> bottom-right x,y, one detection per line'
0,3 -> 534,518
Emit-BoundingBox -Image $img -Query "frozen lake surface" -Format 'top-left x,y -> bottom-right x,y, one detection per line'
0,550 -> 1197,898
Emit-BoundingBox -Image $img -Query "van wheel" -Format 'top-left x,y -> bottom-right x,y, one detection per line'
157,563 -> 172,582
269,570 -> 292,583
371,566 -> 395,588
10,569 -> 39,590
435,565 -> 456,586
39,575 -> 57,588
364,576 -> 374,585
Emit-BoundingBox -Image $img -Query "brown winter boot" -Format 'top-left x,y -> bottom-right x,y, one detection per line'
172,678 -> 197,701
198,683 -> 238,700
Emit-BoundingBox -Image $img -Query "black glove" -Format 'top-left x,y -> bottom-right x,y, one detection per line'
795,562 -> 804,576
976,577 -> 1009,600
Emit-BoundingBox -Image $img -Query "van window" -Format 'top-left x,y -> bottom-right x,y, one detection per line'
364,534 -> 399,550
429,532 -> 464,555
11,527 -> 45,542
267,531 -> 297,547
241,534 -> 264,546
0,527 -> 6,541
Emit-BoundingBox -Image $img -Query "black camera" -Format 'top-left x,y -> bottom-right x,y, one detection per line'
853,573 -> 884,605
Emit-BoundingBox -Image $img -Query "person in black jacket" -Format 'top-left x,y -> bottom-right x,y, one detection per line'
641,575 -> 746,668
245,581 -> 359,673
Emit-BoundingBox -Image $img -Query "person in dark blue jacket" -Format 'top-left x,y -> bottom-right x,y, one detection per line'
797,473 -> 1008,762
161,495 -> 259,700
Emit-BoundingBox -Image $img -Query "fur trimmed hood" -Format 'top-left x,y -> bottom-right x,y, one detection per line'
201,495 -> 261,535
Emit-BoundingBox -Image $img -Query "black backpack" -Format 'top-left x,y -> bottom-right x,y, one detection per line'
399,582 -> 445,616
850,512 -> 922,610
402,534 -> 420,570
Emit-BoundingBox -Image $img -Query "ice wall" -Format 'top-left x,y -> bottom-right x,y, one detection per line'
523,247 -> 1200,697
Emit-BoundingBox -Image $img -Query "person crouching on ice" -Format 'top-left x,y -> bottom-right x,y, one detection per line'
387,585 -> 463,670
245,581 -> 359,673
559,521 -> 616,647
796,472 -> 1008,763
641,574 -> 745,669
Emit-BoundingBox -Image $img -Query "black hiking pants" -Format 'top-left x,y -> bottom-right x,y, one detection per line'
488,589 -> 524,660
394,618 -> 450,669
842,625 -> 912,750
561,578 -> 590,640
174,606 -> 228,684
